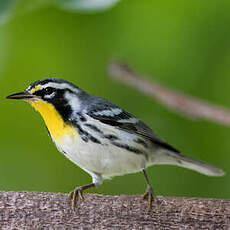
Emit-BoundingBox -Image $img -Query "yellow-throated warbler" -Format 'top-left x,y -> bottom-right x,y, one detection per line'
6,78 -> 224,210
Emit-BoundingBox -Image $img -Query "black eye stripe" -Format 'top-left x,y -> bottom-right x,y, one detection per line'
34,87 -> 74,95
33,87 -> 54,96
44,87 -> 54,95
33,88 -> 45,96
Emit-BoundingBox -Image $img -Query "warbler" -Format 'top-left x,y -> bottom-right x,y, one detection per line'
6,78 -> 224,210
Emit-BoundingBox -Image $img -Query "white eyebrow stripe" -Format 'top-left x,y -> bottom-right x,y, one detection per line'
40,82 -> 79,93
93,108 -> 123,116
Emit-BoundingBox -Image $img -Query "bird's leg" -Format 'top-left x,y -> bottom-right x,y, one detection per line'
69,183 -> 95,211
142,168 -> 156,211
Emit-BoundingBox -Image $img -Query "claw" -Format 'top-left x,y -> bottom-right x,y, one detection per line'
69,187 -> 84,211
142,191 -> 149,200
68,183 -> 95,211
78,189 -> 84,200
68,191 -> 74,201
142,185 -> 156,211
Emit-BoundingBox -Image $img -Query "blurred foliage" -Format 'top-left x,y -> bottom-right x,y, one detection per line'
0,0 -> 120,24
1,0 -> 230,200
54,0 -> 120,12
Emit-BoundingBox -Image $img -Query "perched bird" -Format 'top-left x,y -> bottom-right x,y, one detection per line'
6,78 -> 224,210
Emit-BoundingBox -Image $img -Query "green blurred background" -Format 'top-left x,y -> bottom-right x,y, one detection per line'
1,0 -> 230,199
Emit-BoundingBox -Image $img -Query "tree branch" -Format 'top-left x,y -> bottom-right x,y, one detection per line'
0,191 -> 229,229
108,61 -> 230,127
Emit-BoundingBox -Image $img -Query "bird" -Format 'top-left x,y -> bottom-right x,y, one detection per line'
6,78 -> 224,211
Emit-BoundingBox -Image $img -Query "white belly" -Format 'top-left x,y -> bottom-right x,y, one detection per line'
55,133 -> 147,179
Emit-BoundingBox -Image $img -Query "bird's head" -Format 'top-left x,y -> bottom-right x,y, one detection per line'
6,78 -> 86,122
6,78 -> 88,137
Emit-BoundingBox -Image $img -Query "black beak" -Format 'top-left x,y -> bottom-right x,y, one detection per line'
6,91 -> 35,100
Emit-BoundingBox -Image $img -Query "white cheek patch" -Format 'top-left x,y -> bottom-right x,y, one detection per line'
65,91 -> 81,112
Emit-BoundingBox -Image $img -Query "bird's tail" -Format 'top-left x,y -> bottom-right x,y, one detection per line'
149,150 -> 224,176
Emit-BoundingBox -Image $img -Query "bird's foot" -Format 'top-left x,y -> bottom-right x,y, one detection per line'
68,183 -> 95,211
69,186 -> 85,211
142,185 -> 157,211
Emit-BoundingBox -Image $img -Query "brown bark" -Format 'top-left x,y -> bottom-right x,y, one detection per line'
0,191 -> 229,229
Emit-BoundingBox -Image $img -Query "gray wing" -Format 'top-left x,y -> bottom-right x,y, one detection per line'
85,96 -> 179,153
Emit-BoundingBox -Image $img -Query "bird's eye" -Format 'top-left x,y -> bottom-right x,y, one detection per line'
44,87 -> 54,95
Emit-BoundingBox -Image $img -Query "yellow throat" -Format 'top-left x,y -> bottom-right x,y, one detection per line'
29,99 -> 77,141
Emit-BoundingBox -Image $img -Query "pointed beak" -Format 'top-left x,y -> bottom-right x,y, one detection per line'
6,91 -> 35,100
